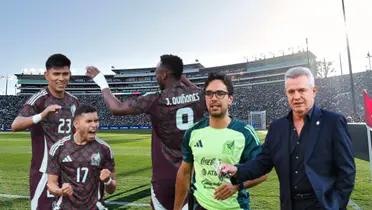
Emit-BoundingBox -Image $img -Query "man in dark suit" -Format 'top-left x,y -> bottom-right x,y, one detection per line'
219,67 -> 356,210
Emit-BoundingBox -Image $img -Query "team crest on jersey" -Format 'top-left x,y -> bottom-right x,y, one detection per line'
222,140 -> 235,155
52,201 -> 57,209
91,153 -> 101,166
70,104 -> 76,117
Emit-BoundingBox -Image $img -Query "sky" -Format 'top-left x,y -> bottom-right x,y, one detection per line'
0,0 -> 371,95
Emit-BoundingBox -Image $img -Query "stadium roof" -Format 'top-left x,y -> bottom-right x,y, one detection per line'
14,74 -> 115,79
111,62 -> 204,73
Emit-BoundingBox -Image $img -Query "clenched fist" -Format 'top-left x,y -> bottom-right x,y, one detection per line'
42,104 -> 62,118
86,66 -> 101,79
100,169 -> 111,183
61,183 -> 73,196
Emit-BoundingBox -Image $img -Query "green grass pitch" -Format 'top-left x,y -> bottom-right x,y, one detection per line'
0,130 -> 371,210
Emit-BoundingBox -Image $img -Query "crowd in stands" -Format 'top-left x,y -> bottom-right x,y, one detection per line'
0,71 -> 370,129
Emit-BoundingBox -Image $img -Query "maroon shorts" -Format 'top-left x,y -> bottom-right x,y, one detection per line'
29,168 -> 56,210
150,180 -> 188,210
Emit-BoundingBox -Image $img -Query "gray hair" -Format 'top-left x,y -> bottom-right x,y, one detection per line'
284,67 -> 315,88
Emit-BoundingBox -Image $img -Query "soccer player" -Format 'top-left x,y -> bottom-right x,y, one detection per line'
47,104 -> 116,210
11,54 -> 79,210
174,73 -> 268,210
86,54 -> 206,210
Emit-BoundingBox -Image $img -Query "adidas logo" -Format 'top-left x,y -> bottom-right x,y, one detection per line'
194,140 -> 203,148
62,155 -> 72,162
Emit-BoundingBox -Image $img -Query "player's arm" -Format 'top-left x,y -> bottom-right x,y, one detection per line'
100,144 -> 117,194
100,169 -> 116,194
86,66 -> 154,115
11,104 -> 61,132
180,75 -> 198,88
174,128 -> 194,210
47,145 -> 73,197
47,174 -> 61,196
47,175 -> 73,197
174,161 -> 193,210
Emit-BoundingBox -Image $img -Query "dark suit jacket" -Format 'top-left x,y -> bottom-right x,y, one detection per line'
236,106 -> 356,210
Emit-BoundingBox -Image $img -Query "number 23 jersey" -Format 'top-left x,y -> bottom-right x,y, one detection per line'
18,88 -> 79,173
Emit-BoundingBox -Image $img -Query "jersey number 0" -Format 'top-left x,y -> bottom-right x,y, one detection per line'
176,107 -> 194,130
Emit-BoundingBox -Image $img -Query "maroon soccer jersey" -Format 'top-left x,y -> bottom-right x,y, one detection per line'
17,88 -> 79,210
47,135 -> 115,210
19,88 -> 79,174
126,82 -> 206,209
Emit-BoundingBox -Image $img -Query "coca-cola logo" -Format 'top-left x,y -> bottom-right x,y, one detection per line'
200,157 -> 216,166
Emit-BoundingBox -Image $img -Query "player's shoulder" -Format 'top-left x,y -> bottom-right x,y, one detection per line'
65,91 -> 79,101
229,118 -> 260,143
142,91 -> 161,97
94,136 -> 111,148
49,135 -> 72,156
95,137 -> 114,158
25,88 -> 49,106
229,118 -> 251,131
186,117 -> 209,133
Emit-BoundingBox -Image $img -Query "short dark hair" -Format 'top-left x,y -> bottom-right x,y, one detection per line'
45,54 -> 71,70
73,105 -> 97,121
160,54 -> 183,80
203,72 -> 234,95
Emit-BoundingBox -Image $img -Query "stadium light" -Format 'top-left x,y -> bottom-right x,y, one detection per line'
341,0 -> 357,115
0,75 -> 13,96
367,52 -> 372,70
306,38 -> 310,69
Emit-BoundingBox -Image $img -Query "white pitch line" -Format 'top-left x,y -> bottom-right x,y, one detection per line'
106,201 -> 150,207
349,199 -> 362,210
0,194 -> 150,207
0,194 -> 29,199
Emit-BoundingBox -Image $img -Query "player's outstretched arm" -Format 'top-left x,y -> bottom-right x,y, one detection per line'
47,174 -> 73,197
100,169 -> 116,194
174,161 -> 193,210
11,104 -> 61,132
86,66 -> 142,116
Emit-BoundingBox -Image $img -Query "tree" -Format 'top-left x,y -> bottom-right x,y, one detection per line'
316,58 -> 336,78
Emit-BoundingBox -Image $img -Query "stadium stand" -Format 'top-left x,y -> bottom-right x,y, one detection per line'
0,70 -> 370,129
1,51 -> 369,129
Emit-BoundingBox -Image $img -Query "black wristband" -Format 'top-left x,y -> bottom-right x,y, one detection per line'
230,176 -> 238,185
237,181 -> 244,191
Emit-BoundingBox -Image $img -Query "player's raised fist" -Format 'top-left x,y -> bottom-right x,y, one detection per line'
61,183 -> 73,196
85,66 -> 101,79
100,169 -> 111,182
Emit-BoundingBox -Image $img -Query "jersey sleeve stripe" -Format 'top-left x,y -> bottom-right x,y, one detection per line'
65,91 -> 78,100
49,135 -> 71,156
95,137 -> 114,159
244,125 -> 261,145
26,89 -> 48,105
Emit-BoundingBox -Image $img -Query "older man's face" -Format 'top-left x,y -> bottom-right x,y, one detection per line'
285,75 -> 317,117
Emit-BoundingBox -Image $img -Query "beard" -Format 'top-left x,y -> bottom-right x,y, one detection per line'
209,110 -> 227,118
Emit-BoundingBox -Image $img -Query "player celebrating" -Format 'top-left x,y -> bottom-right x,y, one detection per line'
86,54 -> 206,210
47,105 -> 116,210
11,54 -> 79,210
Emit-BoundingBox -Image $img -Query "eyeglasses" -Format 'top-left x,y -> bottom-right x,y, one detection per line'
205,90 -> 229,99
